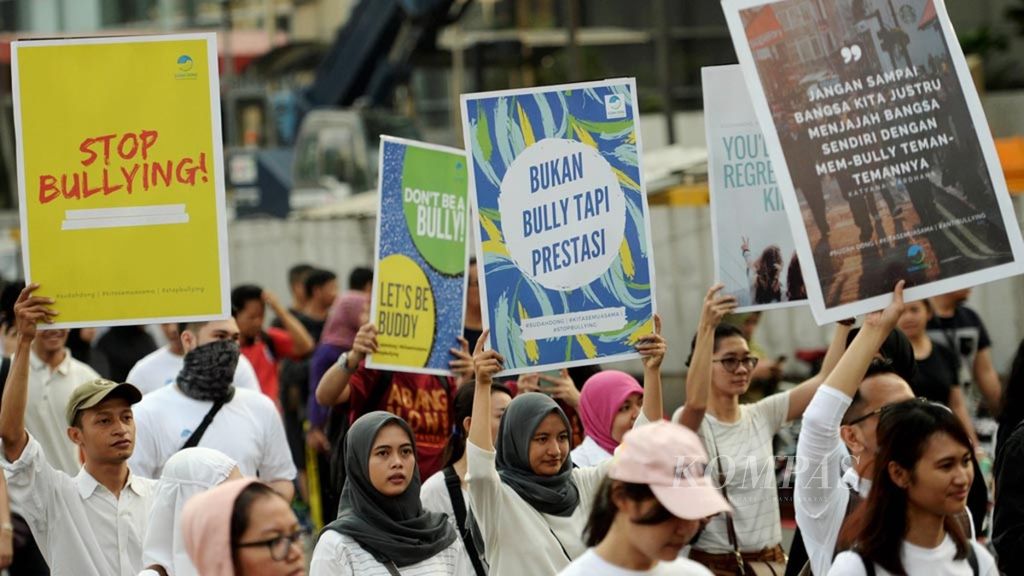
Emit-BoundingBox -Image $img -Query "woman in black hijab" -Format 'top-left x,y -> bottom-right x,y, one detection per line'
465,325 -> 667,574
310,412 -> 469,575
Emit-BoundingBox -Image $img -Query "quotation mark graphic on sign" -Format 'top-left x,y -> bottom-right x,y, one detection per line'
841,45 -> 863,64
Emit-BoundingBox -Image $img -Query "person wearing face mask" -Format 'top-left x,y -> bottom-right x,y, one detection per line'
560,421 -> 726,576
828,400 -> 997,576
465,322 -> 667,575
571,371 -> 645,467
129,318 -> 296,500
182,479 -> 307,576
310,412 -> 469,575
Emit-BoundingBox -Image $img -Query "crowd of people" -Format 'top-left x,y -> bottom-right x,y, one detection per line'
0,259 -> 1018,576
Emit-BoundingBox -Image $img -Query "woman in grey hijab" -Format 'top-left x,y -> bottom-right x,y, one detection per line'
309,411 -> 472,575
465,325 -> 667,575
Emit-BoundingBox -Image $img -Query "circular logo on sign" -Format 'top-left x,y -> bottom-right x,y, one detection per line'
375,254 -> 435,367
498,139 -> 626,291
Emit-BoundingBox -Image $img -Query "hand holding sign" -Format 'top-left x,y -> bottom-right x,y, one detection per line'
351,322 -> 379,365
472,330 -> 504,387
13,284 -> 57,340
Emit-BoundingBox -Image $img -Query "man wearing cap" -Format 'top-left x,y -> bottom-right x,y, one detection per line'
0,284 -> 156,576
129,317 -> 296,499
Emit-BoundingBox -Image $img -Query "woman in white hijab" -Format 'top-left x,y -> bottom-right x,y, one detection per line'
139,447 -> 241,576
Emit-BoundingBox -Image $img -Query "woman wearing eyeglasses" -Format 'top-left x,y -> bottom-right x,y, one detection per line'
679,284 -> 851,575
829,399 -> 998,575
181,478 -> 307,576
310,411 -> 468,575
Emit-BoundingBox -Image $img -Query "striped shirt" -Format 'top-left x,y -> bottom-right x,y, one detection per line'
691,391 -> 790,554
309,531 -> 472,576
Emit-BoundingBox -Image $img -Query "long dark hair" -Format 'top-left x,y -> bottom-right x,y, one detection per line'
837,400 -> 974,574
754,245 -> 783,303
230,482 -> 284,568
584,477 -> 675,546
785,252 -> 805,302
442,382 -> 514,468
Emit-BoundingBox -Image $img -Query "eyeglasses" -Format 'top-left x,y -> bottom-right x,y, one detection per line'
236,529 -> 308,561
844,397 -> 951,427
711,356 -> 759,373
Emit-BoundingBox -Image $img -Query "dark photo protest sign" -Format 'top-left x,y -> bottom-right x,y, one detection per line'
723,0 -> 1024,323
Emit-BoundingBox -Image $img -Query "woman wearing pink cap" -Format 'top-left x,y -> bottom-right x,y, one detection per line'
181,479 -> 306,576
560,421 -> 727,575
571,371 -> 645,467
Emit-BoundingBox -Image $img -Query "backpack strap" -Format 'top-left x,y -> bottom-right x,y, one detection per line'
182,389 -> 235,450
967,542 -> 979,576
442,466 -> 487,576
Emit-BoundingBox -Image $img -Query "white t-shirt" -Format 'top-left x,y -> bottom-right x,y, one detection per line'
421,469 -> 464,530
691,392 -> 790,554
466,442 -> 611,575
126,346 -> 259,395
421,468 -> 489,573
128,385 -> 296,481
571,436 -> 613,467
828,537 -> 997,575
560,549 -> 713,576
309,530 -> 471,576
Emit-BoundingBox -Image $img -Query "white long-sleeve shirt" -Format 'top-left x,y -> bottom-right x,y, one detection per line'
3,434 -> 156,576
794,386 -> 869,576
466,442 -> 611,575
794,386 -> 974,576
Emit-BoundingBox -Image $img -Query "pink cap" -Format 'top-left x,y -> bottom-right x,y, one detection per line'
610,421 -> 732,520
181,478 -> 258,576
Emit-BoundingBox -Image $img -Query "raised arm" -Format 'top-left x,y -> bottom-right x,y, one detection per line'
824,282 -> 905,399
784,322 -> 853,421
678,285 -> 737,431
0,285 -> 57,462
636,314 -> 667,422
264,290 -> 314,357
0,472 -> 11,569
315,322 -> 377,407
469,331 -> 503,451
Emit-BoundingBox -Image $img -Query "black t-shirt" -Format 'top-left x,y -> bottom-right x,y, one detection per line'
273,309 -> 326,343
463,327 -> 483,354
926,304 -> 991,386
911,342 -> 959,404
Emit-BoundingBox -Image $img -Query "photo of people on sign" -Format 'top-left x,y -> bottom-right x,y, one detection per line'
704,65 -> 807,312
723,0 -> 1024,323
367,136 -> 470,376
461,79 -> 657,376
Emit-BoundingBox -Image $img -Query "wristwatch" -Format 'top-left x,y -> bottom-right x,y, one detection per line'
337,352 -> 357,374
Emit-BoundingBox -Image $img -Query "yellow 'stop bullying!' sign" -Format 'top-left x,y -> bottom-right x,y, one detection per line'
13,34 -> 230,328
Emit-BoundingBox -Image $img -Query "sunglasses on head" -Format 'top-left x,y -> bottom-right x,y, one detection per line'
844,396 -> 951,426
